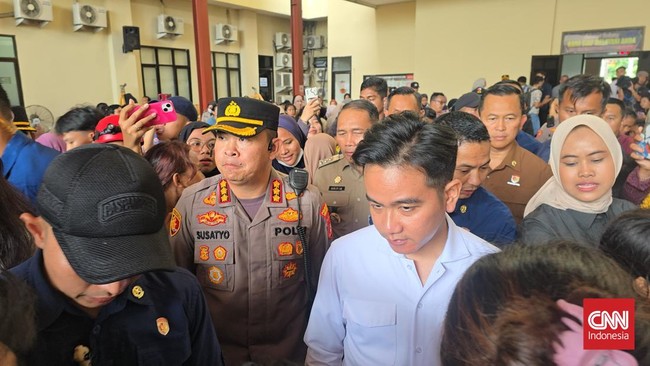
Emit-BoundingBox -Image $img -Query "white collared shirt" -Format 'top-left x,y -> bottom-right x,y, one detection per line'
304,215 -> 499,366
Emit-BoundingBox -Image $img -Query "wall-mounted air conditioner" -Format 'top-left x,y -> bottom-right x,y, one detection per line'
275,32 -> 290,50
304,35 -> 324,50
73,3 -> 108,32
215,23 -> 238,44
276,53 -> 292,69
14,0 -> 53,27
157,14 -> 184,38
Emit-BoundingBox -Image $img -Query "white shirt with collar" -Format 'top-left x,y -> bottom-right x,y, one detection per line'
304,215 -> 499,366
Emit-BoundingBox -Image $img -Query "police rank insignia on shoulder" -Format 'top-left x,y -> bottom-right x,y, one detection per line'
218,179 -> 231,203
318,154 -> 343,168
169,208 -> 181,237
271,179 -> 283,203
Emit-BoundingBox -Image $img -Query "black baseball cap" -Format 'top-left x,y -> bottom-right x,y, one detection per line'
453,92 -> 481,111
36,144 -> 175,284
204,97 -> 280,137
410,81 -> 420,89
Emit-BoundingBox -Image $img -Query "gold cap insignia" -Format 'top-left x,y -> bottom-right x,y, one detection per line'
460,205 -> 467,214
224,101 -> 241,117
132,285 -> 144,299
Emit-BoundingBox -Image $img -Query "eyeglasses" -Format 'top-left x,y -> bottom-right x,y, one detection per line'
187,139 -> 216,152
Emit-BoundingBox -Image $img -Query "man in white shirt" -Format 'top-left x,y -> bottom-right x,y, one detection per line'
304,112 -> 499,366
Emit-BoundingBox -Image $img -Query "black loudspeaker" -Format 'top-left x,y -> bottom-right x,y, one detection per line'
123,26 -> 141,53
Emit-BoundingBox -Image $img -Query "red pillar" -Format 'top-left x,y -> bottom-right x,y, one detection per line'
290,0 -> 304,96
192,0 -> 214,111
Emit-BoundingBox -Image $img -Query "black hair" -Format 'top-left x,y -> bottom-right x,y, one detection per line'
343,93 -> 352,99
340,99 -> 379,124
606,97 -> 626,114
0,272 -> 37,358
420,93 -> 428,100
96,102 -> 109,116
10,106 -> 28,122
430,92 -> 445,100
494,79 -> 523,92
517,76 -> 527,83
557,74 -> 611,113
360,77 -> 388,98
54,106 -> 103,134
531,75 -> 545,85
352,112 -> 457,190
616,66 -> 627,72
442,241 -> 650,365
387,87 -> 420,111
600,209 -> 650,279
623,107 -> 638,119
435,111 -> 490,144
0,99 -> 11,123
478,84 -> 525,114
107,104 -> 122,115
0,83 -> 9,105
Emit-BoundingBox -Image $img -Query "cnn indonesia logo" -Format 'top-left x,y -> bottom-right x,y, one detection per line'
583,298 -> 635,350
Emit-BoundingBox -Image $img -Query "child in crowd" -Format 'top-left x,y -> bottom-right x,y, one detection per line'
600,208 -> 650,298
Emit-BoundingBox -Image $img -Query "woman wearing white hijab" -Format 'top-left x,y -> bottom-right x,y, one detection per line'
520,114 -> 635,246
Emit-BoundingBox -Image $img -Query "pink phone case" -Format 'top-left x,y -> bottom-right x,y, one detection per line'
129,101 -> 178,127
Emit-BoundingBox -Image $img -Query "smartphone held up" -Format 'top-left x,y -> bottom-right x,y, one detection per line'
127,101 -> 178,127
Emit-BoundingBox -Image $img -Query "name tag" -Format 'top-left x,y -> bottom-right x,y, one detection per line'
328,186 -> 345,191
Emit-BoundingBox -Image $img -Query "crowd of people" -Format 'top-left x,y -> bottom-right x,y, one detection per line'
1,67 -> 650,365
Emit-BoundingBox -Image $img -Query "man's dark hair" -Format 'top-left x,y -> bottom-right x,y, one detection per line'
616,66 -> 626,72
352,112 -> 457,190
55,106 -> 103,134
0,83 -> 9,105
531,75 -> 545,86
478,84 -> 525,114
0,99 -> 12,123
360,77 -> 388,98
435,111 -> 490,144
623,107 -> 638,120
494,79 -> 523,92
340,99 -> 379,124
387,87 -> 421,111
430,92 -> 445,100
557,74 -> 611,113
517,76 -> 527,83
606,98 -> 625,114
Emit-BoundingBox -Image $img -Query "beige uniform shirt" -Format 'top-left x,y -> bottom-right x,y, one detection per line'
313,154 -> 370,239
483,143 -> 553,225
170,169 -> 331,365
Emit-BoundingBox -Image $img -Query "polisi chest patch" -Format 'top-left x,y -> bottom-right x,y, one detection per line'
99,194 -> 157,223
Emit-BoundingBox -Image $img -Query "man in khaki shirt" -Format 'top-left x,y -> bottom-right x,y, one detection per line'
313,99 -> 379,239
170,97 -> 331,365
479,84 -> 553,224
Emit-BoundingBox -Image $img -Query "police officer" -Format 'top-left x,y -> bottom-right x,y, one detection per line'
170,97 -> 331,365
313,99 -> 378,240
12,144 -> 223,365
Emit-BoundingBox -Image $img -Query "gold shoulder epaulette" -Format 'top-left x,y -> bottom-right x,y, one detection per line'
318,154 -> 343,168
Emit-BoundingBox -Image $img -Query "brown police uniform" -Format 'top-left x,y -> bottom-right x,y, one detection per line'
483,143 -> 553,225
169,97 -> 331,365
170,170 -> 331,365
313,154 -> 370,239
